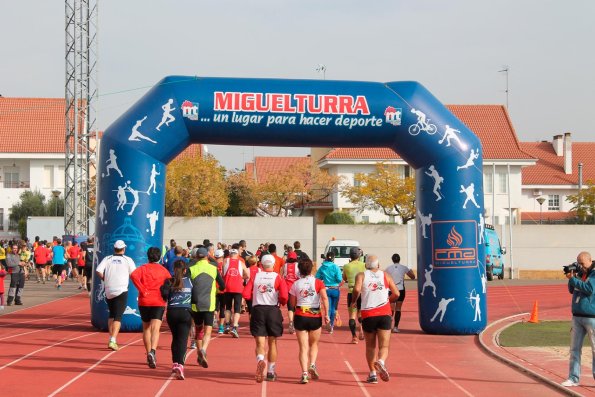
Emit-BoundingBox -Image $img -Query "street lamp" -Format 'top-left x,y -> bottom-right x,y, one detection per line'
51,190 -> 61,216
536,197 -> 545,224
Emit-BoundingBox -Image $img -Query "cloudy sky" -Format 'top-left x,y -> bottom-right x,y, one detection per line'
2,0 -> 593,170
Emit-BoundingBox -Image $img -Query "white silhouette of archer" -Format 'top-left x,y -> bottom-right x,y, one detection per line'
129,116 -> 157,143
126,182 -> 140,216
156,99 -> 176,131
457,148 -> 480,171
420,264 -> 436,298
116,182 -> 128,211
105,149 -> 123,178
146,211 -> 159,236
468,290 -> 482,321
425,165 -> 444,201
99,200 -> 107,225
431,297 -> 455,323
439,125 -> 465,149
460,183 -> 480,209
478,214 -> 485,244
147,164 -> 160,195
418,209 -> 432,239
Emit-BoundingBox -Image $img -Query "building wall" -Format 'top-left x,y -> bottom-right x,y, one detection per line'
520,187 -> 579,215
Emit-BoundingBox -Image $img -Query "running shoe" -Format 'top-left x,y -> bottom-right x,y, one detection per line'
288,322 -> 295,334
108,341 -> 119,351
561,379 -> 579,387
218,324 -> 224,334
255,359 -> 266,383
351,336 -> 358,344
300,373 -> 309,384
373,360 -> 390,382
266,372 -> 277,382
308,364 -> 319,380
173,363 -> 185,380
147,351 -> 157,369
197,348 -> 208,368
78,285 -> 83,290
224,324 -> 230,334
230,327 -> 240,338
366,374 -> 378,384
190,340 -> 197,350
392,327 -> 400,334
57,285 -> 61,290
329,325 -> 334,334
15,301 -> 23,305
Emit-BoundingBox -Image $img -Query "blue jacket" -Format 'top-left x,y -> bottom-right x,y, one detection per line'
316,261 -> 343,287
569,269 -> 595,318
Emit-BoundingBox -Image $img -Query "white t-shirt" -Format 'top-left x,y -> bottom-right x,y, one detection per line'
96,254 -> 136,299
385,263 -> 410,290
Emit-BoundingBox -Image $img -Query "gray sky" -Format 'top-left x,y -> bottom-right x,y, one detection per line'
2,0 -> 594,171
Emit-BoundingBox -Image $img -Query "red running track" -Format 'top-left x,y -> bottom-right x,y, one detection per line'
0,283 -> 571,397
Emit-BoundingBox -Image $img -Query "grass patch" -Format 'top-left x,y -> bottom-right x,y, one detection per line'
499,321 -> 588,347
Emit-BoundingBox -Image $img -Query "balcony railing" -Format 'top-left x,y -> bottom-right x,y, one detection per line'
3,181 -> 31,189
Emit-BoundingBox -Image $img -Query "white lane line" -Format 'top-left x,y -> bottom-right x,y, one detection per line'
261,376 -> 267,397
0,308 -> 85,327
154,348 -> 195,397
0,332 -> 97,371
0,292 -> 85,317
48,336 -> 143,397
426,361 -> 474,397
344,360 -> 372,397
0,320 -> 90,341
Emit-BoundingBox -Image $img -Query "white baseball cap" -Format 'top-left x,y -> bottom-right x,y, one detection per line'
261,254 -> 275,267
214,249 -> 224,258
114,240 -> 126,249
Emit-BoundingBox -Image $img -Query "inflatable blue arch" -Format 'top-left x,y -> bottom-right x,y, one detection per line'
92,76 -> 486,335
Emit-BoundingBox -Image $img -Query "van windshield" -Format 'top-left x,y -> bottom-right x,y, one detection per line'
329,246 -> 357,259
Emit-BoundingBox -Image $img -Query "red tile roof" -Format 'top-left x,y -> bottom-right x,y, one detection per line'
176,144 -> 203,159
521,141 -> 595,185
0,97 -> 67,153
246,156 -> 309,183
322,105 -> 535,161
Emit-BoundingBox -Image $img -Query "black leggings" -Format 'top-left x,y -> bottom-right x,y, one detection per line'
166,308 -> 193,364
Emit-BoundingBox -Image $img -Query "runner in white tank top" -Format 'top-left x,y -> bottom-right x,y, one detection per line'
350,254 -> 400,384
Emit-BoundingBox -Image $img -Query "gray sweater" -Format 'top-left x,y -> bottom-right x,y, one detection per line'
6,253 -> 22,273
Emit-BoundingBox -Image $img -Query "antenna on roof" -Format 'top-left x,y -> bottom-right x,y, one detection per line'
498,66 -> 509,110
315,64 -> 327,80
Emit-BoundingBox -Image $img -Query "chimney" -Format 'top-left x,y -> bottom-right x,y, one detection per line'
563,132 -> 572,174
552,134 -> 563,156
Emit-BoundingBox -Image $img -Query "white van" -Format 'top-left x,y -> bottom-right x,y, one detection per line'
321,239 -> 360,270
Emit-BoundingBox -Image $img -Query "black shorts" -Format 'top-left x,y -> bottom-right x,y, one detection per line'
53,264 -> 66,275
294,315 -> 322,332
192,311 -> 215,328
389,289 -> 406,302
250,305 -> 283,337
35,263 -> 47,269
83,266 -> 94,279
68,259 -> 78,268
139,306 -> 165,323
225,292 -> 243,314
362,315 -> 392,333
347,293 -> 362,310
106,291 -> 128,321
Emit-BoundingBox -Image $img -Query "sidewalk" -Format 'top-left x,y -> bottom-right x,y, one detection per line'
1,276 -> 82,315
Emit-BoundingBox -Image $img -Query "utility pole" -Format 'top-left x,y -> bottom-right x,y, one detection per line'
316,64 -> 327,80
498,66 -> 509,109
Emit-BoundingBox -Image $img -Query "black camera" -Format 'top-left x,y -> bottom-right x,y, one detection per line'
563,262 -> 579,275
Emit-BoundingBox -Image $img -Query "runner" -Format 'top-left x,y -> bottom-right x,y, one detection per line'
95,240 -> 137,351
289,258 -> 330,384
222,245 -> 249,337
82,237 -> 95,292
130,247 -> 172,368
282,251 -> 300,334
51,239 -> 67,290
243,255 -> 262,320
342,247 -> 366,343
34,241 -> 49,285
67,241 -> 81,286
350,254 -> 400,383
188,247 -> 225,369
213,249 -> 226,332
315,251 -> 343,333
384,253 -> 416,333
242,254 -> 288,383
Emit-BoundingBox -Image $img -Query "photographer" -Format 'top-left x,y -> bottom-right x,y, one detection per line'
561,251 -> 595,388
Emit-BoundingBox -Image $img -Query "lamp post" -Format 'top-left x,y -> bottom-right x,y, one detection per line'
536,197 -> 545,224
51,190 -> 61,216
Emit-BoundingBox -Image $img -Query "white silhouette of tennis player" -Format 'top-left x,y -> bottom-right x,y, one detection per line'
460,183 -> 480,209
425,165 -> 444,201
457,148 -> 480,171
129,116 -> 157,143
431,297 -> 455,323
105,149 -> 123,178
156,99 -> 176,131
420,264 -> 436,297
439,125 -> 464,148
418,210 -> 432,239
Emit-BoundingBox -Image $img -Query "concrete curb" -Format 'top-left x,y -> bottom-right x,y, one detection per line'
478,313 -> 584,397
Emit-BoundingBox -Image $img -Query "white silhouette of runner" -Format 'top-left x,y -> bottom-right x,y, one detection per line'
116,182 -> 128,211
478,214 -> 485,244
431,297 -> 455,323
460,183 -> 480,209
468,291 -> 482,321
156,99 -> 176,131
129,116 -> 157,143
146,211 -> 159,236
126,182 -> 140,216
105,149 -> 123,178
147,164 -> 160,195
420,264 -> 436,297
425,165 -> 444,201
417,209 -> 432,239
457,148 -> 480,171
411,108 -> 427,128
99,200 -> 107,224
438,125 -> 464,148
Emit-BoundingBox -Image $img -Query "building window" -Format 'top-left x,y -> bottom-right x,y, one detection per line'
353,176 -> 361,187
8,210 -> 17,231
43,166 -> 54,189
483,171 -> 493,194
361,215 -> 369,223
0,208 -> 4,231
56,166 -> 65,189
497,172 -> 508,193
548,195 -> 560,211
4,172 -> 19,189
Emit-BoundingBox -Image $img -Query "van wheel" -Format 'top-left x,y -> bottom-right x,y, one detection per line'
498,270 -> 504,280
487,269 -> 494,281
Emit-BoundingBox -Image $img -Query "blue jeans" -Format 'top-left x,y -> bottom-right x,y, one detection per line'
568,316 -> 595,383
327,288 -> 340,326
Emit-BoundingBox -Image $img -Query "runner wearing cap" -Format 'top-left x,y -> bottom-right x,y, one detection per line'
343,247 -> 366,343
222,243 -> 249,338
350,254 -> 400,383
243,254 -> 288,383
282,251 -> 300,334
213,248 -> 227,333
95,240 -> 137,351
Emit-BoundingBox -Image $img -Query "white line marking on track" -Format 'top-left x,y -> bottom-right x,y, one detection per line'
0,332 -> 97,371
0,320 -> 90,341
48,336 -> 143,397
344,360 -> 371,397
426,361 -> 474,397
154,349 -> 196,397
0,307 -> 85,327
261,376 -> 267,397
0,292 -> 85,317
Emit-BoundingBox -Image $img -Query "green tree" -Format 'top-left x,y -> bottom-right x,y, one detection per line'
567,180 -> 595,224
341,163 -> 416,224
323,211 -> 355,224
226,170 -> 258,216
10,190 -> 63,238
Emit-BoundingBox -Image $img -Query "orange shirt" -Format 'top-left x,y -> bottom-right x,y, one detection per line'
272,254 -> 284,274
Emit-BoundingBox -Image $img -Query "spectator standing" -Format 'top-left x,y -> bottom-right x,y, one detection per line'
6,244 -> 26,305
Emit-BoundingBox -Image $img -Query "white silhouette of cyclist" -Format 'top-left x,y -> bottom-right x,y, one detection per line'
460,183 -> 480,209
420,264 -> 436,297
439,125 -> 464,148
457,148 -> 480,171
105,149 -> 123,178
431,297 -> 455,323
411,108 -> 428,128
425,165 -> 444,201
156,99 -> 176,131
418,209 -> 432,239
129,116 -> 157,144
